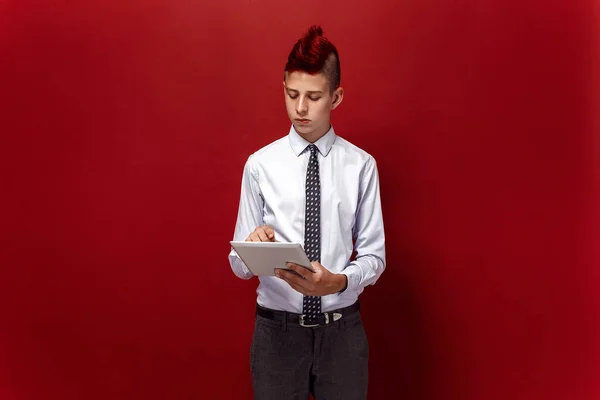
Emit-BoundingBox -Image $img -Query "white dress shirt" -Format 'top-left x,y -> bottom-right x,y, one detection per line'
228,125 -> 386,313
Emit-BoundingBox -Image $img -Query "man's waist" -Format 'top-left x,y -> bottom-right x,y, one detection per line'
256,301 -> 360,327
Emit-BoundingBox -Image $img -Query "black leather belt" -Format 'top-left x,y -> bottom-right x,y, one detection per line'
256,301 -> 360,327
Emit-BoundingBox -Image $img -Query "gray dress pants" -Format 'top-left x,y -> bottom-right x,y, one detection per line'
250,302 -> 369,399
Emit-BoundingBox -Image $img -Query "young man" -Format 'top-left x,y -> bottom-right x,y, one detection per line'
228,25 -> 386,400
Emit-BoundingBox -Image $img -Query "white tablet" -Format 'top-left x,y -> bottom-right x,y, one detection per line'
229,241 -> 314,276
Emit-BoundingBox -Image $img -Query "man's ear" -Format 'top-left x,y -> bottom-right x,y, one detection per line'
331,87 -> 344,110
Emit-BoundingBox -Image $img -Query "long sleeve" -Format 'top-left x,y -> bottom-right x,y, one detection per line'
341,156 -> 386,292
228,156 -> 264,280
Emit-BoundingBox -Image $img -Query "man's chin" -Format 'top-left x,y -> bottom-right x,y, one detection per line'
293,123 -> 312,134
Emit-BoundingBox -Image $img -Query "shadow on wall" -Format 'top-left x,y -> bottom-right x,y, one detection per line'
361,231 -> 442,399
359,129 -> 441,400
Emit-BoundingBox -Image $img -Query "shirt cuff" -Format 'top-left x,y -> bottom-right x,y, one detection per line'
341,264 -> 362,292
229,249 -> 253,280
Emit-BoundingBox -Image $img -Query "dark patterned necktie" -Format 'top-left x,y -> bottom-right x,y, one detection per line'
303,144 -> 321,321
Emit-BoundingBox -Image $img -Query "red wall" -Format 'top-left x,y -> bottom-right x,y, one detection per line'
1,1 -> 598,399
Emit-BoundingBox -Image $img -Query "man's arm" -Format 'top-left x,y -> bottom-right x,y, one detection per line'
341,156 -> 386,292
228,156 -> 264,280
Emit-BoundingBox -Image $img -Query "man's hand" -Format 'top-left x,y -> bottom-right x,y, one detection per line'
245,225 -> 276,242
275,262 -> 347,296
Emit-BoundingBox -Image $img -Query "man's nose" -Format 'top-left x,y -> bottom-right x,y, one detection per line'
296,97 -> 308,115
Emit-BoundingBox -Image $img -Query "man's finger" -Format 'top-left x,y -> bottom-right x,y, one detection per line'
276,272 -> 309,295
309,261 -> 322,272
285,263 -> 311,279
256,229 -> 269,242
277,269 -> 311,290
263,225 -> 275,240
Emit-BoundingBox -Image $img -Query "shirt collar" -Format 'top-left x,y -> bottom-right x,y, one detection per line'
288,124 -> 336,157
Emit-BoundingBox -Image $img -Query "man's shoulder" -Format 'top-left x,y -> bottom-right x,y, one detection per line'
245,135 -> 288,164
333,135 -> 375,164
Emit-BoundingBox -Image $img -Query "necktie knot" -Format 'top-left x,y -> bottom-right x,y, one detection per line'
307,144 -> 318,155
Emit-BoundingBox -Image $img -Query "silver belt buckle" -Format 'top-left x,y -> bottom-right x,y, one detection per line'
299,314 -> 319,327
299,312 -> 343,327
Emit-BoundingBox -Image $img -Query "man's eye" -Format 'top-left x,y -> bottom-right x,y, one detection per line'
288,94 -> 298,99
309,97 -> 321,101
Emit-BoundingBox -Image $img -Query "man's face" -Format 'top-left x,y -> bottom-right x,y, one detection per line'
283,71 -> 343,140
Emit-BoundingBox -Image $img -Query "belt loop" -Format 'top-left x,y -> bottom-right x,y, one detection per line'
282,311 -> 288,331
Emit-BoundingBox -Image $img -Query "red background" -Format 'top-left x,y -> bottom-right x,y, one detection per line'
1,1 -> 598,399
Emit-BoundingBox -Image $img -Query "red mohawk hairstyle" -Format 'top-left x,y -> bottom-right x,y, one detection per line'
284,25 -> 341,91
